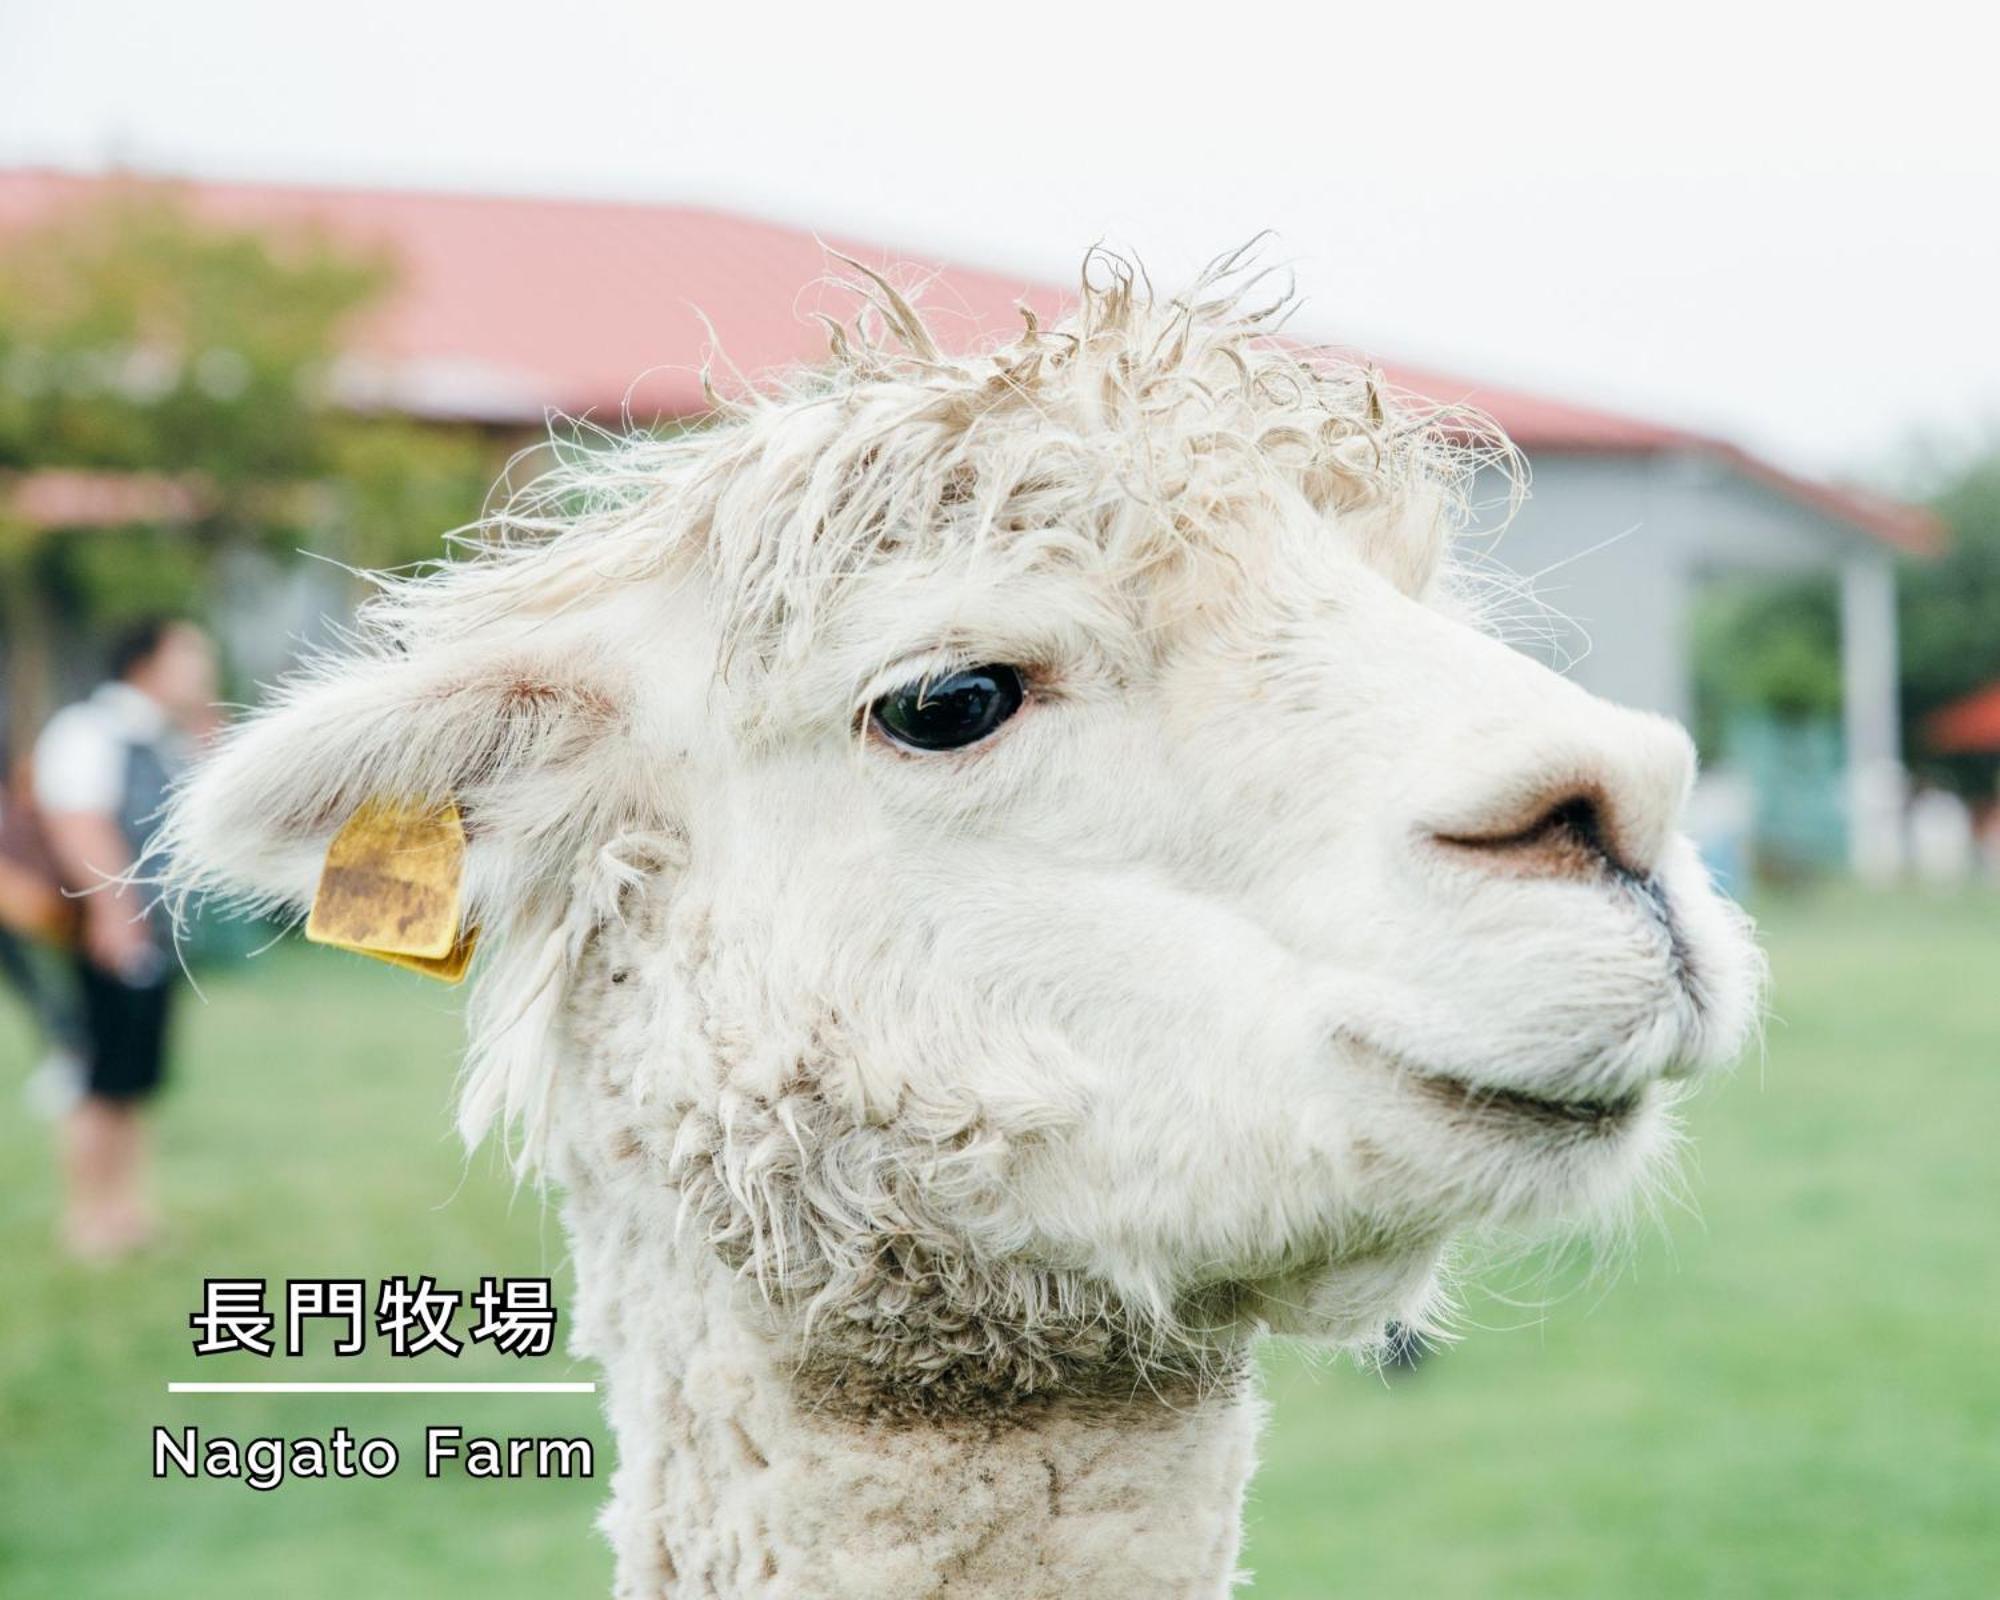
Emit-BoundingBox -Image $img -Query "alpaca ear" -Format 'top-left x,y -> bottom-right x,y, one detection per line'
162,643 -> 637,938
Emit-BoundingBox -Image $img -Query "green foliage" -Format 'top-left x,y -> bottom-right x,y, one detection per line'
328,418 -> 497,576
0,191 -> 388,486
1691,444 -> 2000,797
33,525 -> 208,628
1900,449 -> 2000,793
1690,574 -> 1842,758
0,190 -> 508,712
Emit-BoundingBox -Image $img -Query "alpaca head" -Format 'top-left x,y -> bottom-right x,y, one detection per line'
165,252 -> 1761,1407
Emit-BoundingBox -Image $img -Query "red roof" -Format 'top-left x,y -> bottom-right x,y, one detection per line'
1,468 -> 205,528
1926,684 -> 2000,754
0,167 -> 1940,553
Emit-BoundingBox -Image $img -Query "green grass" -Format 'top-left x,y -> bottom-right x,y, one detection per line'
1,890 -> 1995,1597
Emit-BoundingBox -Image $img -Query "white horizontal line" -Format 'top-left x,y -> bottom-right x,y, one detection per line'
167,1381 -> 597,1394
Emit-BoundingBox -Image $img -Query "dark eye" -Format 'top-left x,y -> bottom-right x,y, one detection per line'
872,664 -> 1026,752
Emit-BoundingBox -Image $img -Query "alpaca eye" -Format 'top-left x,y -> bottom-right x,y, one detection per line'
872,665 -> 1025,752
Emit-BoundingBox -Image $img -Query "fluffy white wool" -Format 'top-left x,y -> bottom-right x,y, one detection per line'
158,248 -> 1762,1597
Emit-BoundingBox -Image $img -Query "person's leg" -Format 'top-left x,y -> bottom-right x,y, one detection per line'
60,961 -> 170,1259
60,1094 -> 150,1256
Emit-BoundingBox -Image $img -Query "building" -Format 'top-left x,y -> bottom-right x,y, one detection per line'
0,169 -> 1942,874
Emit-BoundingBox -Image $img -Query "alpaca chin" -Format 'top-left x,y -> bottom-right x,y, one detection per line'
1245,1241 -> 1452,1348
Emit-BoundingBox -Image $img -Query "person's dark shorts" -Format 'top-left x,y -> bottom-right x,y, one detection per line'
74,958 -> 174,1102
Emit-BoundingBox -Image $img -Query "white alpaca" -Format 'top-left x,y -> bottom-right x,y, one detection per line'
161,253 -> 1761,1597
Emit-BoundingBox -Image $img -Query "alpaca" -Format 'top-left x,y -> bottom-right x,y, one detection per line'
160,252 -> 1762,1597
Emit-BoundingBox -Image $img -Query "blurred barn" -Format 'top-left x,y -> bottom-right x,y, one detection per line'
0,170 -> 1941,878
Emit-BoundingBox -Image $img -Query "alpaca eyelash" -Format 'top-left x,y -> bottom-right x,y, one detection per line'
852,651 -> 977,725
851,653 -> 1064,726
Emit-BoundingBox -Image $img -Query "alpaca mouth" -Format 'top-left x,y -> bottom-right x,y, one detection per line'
1412,1074 -> 1647,1133
1341,1033 -> 1655,1137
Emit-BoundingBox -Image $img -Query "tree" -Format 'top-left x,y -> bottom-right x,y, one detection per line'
1690,573 -> 1842,761
0,187 -> 500,749
0,189 -> 387,485
1899,446 -> 2000,795
1690,442 -> 2000,800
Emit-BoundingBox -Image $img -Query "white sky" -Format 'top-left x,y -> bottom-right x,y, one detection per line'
4,0 -> 1996,483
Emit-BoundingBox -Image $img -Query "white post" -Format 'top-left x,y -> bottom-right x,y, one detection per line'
1840,553 -> 1905,883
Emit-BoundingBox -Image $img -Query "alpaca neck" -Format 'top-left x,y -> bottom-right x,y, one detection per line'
571,1222 -> 1262,1599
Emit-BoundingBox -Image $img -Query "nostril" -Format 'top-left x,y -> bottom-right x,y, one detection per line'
1539,794 -> 1613,866
1435,786 -> 1639,882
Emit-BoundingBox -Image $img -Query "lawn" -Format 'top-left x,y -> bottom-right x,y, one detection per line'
1,890 -> 1994,1597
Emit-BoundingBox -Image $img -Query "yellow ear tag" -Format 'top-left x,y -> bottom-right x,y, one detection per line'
305,798 -> 478,984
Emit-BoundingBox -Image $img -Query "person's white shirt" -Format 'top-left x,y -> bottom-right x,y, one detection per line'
32,682 -> 172,817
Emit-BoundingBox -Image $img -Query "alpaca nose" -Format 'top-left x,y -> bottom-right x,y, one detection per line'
1436,785 -> 1639,881
1426,715 -> 1695,886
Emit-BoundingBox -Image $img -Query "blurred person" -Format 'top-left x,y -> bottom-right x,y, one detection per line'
33,617 -> 218,1260
0,765 -> 88,1116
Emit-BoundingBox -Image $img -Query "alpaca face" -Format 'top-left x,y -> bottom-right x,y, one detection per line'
165,259 -> 1762,1390
585,488 -> 1759,1365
